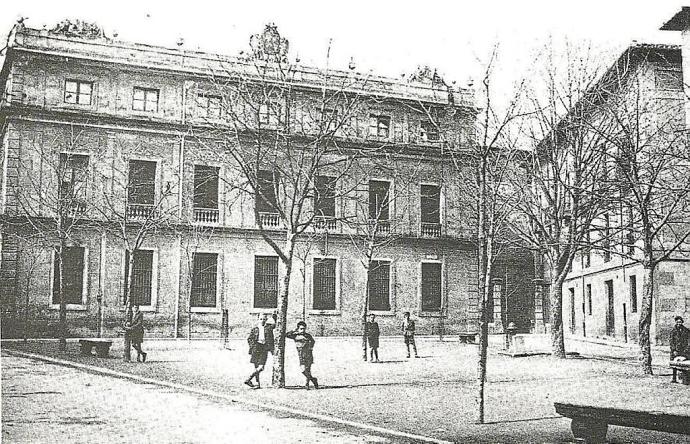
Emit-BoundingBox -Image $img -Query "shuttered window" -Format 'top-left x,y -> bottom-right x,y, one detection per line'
256,170 -> 278,213
313,258 -> 336,310
421,185 -> 440,224
368,180 -> 390,221
128,160 -> 156,205
368,260 -> 391,311
314,175 -> 336,218
194,165 -> 219,209
191,253 -> 218,308
254,256 -> 278,308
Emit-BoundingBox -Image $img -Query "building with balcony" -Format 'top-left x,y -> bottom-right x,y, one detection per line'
0,22 -> 535,338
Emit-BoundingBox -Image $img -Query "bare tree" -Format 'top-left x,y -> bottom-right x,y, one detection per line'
10,125 -> 95,350
191,25 -> 377,387
511,41 -> 610,358
584,45 -> 689,374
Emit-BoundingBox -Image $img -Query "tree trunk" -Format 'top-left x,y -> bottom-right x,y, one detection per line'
123,251 -> 135,361
272,235 -> 295,388
475,154 -> 489,425
638,264 -> 655,375
362,269 -> 370,361
58,238 -> 67,351
549,275 -> 566,358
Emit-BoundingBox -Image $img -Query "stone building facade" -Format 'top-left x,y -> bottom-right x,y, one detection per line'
0,23 -> 535,339
561,40 -> 690,346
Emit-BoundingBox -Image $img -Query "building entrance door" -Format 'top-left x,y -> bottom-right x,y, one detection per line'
605,280 -> 615,336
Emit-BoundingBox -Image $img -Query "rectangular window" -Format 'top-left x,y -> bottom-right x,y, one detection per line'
630,275 -> 637,314
123,250 -> 154,306
259,100 -> 281,126
191,253 -> 218,308
58,153 -> 89,208
318,108 -> 338,132
194,165 -> 219,209
368,180 -> 390,221
64,80 -> 93,105
254,256 -> 278,309
128,160 -> 157,205
369,115 -> 391,139
313,258 -> 337,310
256,170 -> 278,214
420,120 -> 439,142
52,247 -> 85,305
655,69 -> 683,90
197,94 -> 222,119
603,214 -> 611,262
584,231 -> 591,268
421,184 -> 441,224
368,260 -> 391,311
133,87 -> 159,112
314,175 -> 336,218
421,262 -> 442,312
587,283 -> 592,316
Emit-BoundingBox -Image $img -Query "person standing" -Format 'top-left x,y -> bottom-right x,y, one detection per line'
129,304 -> 147,363
402,311 -> 419,358
670,315 -> 690,383
286,321 -> 319,389
244,313 -> 275,389
366,314 -> 380,362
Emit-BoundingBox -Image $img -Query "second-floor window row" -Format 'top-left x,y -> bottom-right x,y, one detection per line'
64,80 -> 93,105
133,87 -> 160,112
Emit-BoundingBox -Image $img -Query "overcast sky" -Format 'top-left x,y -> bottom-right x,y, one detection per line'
1,1 -> 688,92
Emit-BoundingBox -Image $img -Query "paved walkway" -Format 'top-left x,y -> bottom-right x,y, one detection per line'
3,336 -> 688,443
1,351 -> 406,444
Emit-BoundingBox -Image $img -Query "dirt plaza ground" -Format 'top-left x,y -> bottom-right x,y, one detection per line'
3,336 -> 689,443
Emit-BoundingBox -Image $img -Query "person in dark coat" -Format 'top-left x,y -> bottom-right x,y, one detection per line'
366,314 -> 380,362
670,315 -> 690,383
128,305 -> 147,363
402,311 -> 418,358
286,321 -> 318,389
244,313 -> 275,389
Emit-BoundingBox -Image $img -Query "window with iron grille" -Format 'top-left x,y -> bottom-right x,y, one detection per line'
254,256 -> 278,309
314,175 -> 336,218
133,87 -> 159,112
368,115 -> 391,139
191,253 -> 218,308
128,160 -> 157,205
59,153 -> 89,205
64,80 -> 93,105
194,165 -> 219,209
421,184 -> 441,224
421,262 -> 442,312
197,94 -> 222,119
420,120 -> 439,142
368,260 -> 391,311
313,258 -> 336,310
52,247 -> 85,305
368,180 -> 390,221
123,250 -> 154,306
630,275 -> 637,314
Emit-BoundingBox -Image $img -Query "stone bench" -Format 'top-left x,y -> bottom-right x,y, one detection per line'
670,360 -> 690,385
554,402 -> 690,443
458,333 -> 477,344
79,339 -> 113,358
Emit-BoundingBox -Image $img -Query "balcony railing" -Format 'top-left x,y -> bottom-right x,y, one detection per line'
127,203 -> 157,220
313,216 -> 337,231
257,212 -> 282,229
194,207 -> 219,224
420,222 -> 442,238
368,219 -> 390,235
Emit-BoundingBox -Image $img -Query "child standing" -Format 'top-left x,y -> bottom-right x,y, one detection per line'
366,314 -> 380,362
286,321 -> 319,389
